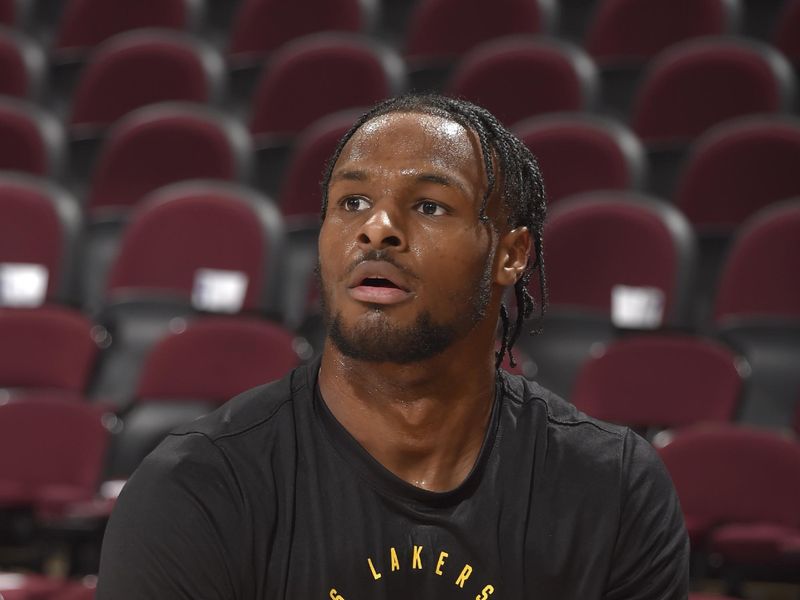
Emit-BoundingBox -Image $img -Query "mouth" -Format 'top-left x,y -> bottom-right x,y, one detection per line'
347,263 -> 413,305
359,276 -> 402,290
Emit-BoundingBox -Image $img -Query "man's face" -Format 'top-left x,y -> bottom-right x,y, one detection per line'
318,111 -> 505,364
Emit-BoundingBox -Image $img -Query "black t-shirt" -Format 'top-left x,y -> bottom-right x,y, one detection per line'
97,359 -> 689,599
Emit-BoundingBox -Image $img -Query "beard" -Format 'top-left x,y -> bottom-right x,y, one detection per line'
318,250 -> 494,364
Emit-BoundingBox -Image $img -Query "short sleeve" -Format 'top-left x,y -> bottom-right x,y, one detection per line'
96,432 -> 247,600
603,430 -> 690,600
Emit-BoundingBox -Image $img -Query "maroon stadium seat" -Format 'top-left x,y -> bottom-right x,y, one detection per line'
0,306 -> 99,394
0,173 -> 81,305
516,191 -> 696,398
404,0 -> 557,90
571,333 -> 743,432
405,0 -> 556,63
586,0 -> 740,66
86,102 -> 252,219
631,37 -> 796,146
512,112 -> 646,205
107,316 -> 301,477
137,318 -> 299,400
248,33 -> 405,142
68,29 -> 225,135
89,180 -> 285,406
714,200 -> 800,324
712,200 -> 800,429
658,425 -> 800,587
0,397 -> 109,518
0,26 -> 45,100
774,0 -> 800,65
53,0 -> 204,59
228,0 -> 375,67
104,180 -> 285,314
540,192 -> 695,322
675,115 -> 800,232
445,36 -> 599,128
0,97 -> 65,178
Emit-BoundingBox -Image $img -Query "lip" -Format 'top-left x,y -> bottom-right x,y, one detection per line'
347,260 -> 413,305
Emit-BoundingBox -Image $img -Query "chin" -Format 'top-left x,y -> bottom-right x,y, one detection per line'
327,309 -> 459,364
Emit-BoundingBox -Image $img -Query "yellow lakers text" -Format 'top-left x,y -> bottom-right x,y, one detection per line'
328,544 -> 496,599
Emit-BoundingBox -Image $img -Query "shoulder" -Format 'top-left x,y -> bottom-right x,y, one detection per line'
169,359 -> 316,442
499,370 -> 674,493
500,369 -> 630,457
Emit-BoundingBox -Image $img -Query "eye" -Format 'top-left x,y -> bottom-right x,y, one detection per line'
342,196 -> 370,212
416,200 -> 447,216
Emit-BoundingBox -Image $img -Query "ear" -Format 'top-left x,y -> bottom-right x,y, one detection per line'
494,226 -> 531,286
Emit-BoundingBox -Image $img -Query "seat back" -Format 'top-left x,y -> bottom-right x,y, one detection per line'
228,0 -> 373,64
249,33 -> 405,140
713,199 -> 800,324
69,29 -> 225,132
446,36 -> 598,127
87,102 -> 252,217
54,0 -> 203,54
136,316 -> 301,402
405,0 -> 556,62
535,191 -> 696,326
0,98 -> 65,177
0,172 -> 81,304
632,37 -> 796,145
513,112 -> 646,205
586,0 -> 740,65
0,307 -> 99,393
0,398 -> 109,498
659,425 -> 800,528
105,180 -> 285,314
572,334 -> 744,428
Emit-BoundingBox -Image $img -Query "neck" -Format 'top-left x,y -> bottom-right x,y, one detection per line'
318,333 -> 498,492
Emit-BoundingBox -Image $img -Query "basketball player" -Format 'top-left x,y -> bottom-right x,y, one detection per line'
97,94 -> 689,598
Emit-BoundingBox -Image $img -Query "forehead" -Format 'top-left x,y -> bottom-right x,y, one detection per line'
334,111 -> 485,182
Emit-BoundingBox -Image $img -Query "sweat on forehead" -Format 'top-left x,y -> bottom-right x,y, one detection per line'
335,111 -> 484,172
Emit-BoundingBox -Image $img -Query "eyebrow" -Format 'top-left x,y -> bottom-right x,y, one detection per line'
330,169 -> 368,182
331,169 -> 470,196
415,172 -> 469,197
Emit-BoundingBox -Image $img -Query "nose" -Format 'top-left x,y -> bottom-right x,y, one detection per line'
357,207 -> 406,251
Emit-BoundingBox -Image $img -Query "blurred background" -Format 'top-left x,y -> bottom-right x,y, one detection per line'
0,0 -> 798,598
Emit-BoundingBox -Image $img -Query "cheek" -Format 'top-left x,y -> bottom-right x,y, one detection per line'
416,226 -> 492,295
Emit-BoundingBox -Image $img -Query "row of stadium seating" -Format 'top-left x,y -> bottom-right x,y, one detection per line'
1,23 -> 797,138
3,183 -> 798,419
1,0 -> 798,66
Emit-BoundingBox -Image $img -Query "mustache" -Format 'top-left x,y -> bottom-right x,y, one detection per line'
343,249 -> 419,281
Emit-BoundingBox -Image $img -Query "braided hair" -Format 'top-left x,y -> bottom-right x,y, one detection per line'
320,94 -> 548,369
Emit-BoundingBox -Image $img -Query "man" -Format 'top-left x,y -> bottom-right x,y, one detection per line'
97,94 -> 689,598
